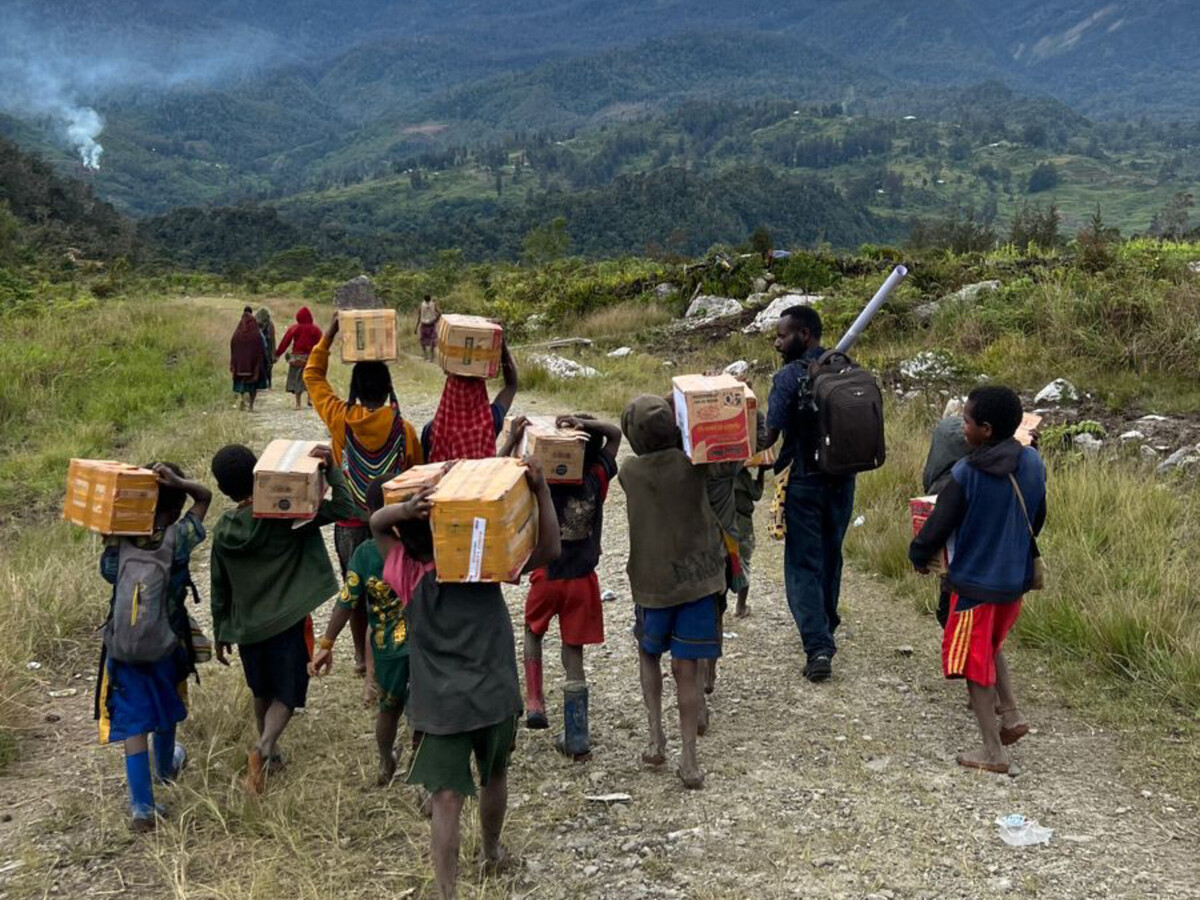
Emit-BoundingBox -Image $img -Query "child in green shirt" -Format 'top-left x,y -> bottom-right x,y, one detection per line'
311,476 -> 410,785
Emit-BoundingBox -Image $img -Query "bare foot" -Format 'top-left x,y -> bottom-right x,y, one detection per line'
734,605 -> 750,619
956,746 -> 1009,774
243,748 -> 266,795
377,751 -> 397,787
480,845 -> 515,877
999,708 -> 1030,746
677,763 -> 705,790
641,741 -> 667,767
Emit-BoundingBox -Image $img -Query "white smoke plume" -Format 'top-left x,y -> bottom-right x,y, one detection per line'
64,107 -> 104,170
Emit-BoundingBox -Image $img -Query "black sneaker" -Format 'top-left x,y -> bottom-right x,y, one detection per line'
804,653 -> 833,683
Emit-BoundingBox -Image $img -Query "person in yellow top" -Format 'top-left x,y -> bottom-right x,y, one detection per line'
304,310 -> 423,701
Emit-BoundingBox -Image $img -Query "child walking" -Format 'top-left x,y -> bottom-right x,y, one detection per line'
371,462 -> 560,900
511,414 -> 620,760
310,476 -> 412,786
909,386 -> 1045,774
96,463 -> 211,831
619,395 -> 727,789
209,443 -> 358,793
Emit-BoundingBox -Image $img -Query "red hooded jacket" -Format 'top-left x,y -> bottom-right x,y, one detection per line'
276,307 -> 323,359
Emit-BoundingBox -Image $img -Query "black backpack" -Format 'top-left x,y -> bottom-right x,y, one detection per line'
806,350 -> 886,476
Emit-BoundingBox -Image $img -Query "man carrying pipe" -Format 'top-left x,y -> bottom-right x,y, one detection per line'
761,267 -> 906,682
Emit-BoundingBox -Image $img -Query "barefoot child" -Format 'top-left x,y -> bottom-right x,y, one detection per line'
310,476 -> 412,785
209,443 -> 358,793
371,462 -> 561,899
619,395 -> 727,789
513,414 -> 621,760
96,463 -> 211,831
909,386 -> 1045,774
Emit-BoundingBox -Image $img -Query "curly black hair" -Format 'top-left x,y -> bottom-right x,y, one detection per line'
966,385 -> 1024,440
211,444 -> 258,501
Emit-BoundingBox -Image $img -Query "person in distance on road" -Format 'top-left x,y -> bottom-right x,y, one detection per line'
275,306 -> 323,409
415,294 -> 441,362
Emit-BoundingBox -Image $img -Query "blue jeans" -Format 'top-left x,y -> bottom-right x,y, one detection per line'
783,473 -> 855,658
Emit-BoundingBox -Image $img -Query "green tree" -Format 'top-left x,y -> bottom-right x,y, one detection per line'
749,225 -> 773,261
1027,162 -> 1060,193
1149,191 -> 1194,238
522,217 -> 570,264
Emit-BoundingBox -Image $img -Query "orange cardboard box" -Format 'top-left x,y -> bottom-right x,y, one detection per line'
498,414 -> 558,452
671,373 -> 752,464
745,447 -> 777,469
340,309 -> 398,363
910,495 -> 947,576
63,459 -> 158,535
430,457 -> 537,582
253,440 -> 327,519
520,421 -> 588,483
437,314 -> 504,378
383,462 -> 456,505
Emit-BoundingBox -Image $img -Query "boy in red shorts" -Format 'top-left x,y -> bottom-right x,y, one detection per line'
910,385 -> 1046,775
512,415 -> 621,759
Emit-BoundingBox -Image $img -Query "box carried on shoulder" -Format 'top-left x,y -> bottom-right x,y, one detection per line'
383,462 -> 455,505
64,459 -> 158,536
253,440 -> 327,519
671,374 -> 753,464
430,457 -> 537,583
437,315 -> 504,378
340,309 -> 398,363
806,350 -> 886,476
521,422 -> 588,484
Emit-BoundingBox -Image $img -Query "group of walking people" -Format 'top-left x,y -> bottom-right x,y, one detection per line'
100,297 -> 1046,898
229,305 -> 323,411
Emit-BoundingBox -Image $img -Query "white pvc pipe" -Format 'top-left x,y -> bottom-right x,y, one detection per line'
835,264 -> 908,353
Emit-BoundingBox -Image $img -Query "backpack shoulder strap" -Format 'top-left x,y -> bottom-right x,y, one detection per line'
1007,473 -> 1035,537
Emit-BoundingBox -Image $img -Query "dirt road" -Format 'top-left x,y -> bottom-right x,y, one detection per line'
1,332 -> 1197,899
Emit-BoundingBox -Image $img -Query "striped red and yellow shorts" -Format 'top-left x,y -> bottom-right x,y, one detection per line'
942,595 -> 1022,687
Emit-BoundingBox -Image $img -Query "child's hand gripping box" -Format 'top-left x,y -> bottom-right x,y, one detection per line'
340,309 -> 398,363
430,457 -> 537,583
910,495 -> 947,576
520,421 -> 588,484
672,373 -> 753,464
383,462 -> 456,504
437,314 -> 504,378
64,459 -> 159,535
253,440 -> 327,519
498,414 -> 558,452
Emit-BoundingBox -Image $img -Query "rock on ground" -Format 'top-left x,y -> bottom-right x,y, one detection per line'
899,351 -> 962,381
743,294 -> 823,333
1156,444 -> 1200,475
724,360 -> 749,377
1034,378 -> 1079,405
333,274 -> 383,309
531,353 -> 599,378
915,280 -> 1001,323
608,347 -> 633,358
685,295 -> 743,319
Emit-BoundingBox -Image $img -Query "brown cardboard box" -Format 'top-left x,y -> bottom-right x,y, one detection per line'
671,373 -> 753,464
437,314 -> 504,378
383,462 -> 455,505
63,459 -> 158,535
1016,413 -> 1042,447
521,422 -> 588,483
340,308 -> 398,363
253,440 -> 327,519
430,457 -> 537,582
909,495 -> 947,576
744,447 -> 777,469
498,415 -> 558,453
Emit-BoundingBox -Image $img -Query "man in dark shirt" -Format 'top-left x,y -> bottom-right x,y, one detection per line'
763,306 -> 855,683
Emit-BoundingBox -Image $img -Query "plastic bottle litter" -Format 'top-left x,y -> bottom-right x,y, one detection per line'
995,814 -> 1053,846
852,515 -> 866,527
600,589 -> 618,602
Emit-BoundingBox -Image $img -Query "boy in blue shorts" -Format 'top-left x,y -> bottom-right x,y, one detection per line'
619,395 -> 728,790
96,462 -> 211,832
910,386 -> 1045,775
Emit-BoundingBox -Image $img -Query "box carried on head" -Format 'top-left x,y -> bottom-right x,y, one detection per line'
430,457 -> 537,583
671,374 -> 753,464
437,315 -> 504,378
340,309 -> 398,363
520,421 -> 588,484
64,459 -> 158,535
253,440 -> 327,519
383,462 -> 455,505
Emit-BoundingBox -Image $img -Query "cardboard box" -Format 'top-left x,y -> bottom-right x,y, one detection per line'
63,459 -> 158,535
745,447 -> 777,469
671,374 -> 753,464
437,314 -> 504,378
521,422 -> 588,483
909,495 -> 947,576
1016,413 -> 1042,447
430,457 -> 537,582
253,440 -> 327,519
498,415 -> 558,453
340,308 -> 398,363
383,462 -> 455,505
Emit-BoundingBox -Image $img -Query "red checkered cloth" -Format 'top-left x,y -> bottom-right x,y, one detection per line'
429,375 -> 495,462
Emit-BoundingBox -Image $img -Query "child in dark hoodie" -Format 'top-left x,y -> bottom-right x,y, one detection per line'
619,395 -> 727,790
209,443 -> 358,793
909,386 -> 1046,775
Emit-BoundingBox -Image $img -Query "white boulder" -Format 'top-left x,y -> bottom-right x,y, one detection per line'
1073,433 -> 1103,454
607,346 -> 633,358
685,295 -> 743,319
530,354 -> 598,379
742,294 -> 823,333
1156,444 -> 1200,475
655,283 -> 678,300
1034,378 -> 1079,405
915,280 -> 1001,323
1118,430 -> 1146,443
899,350 -> 960,381
724,360 -> 750,377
